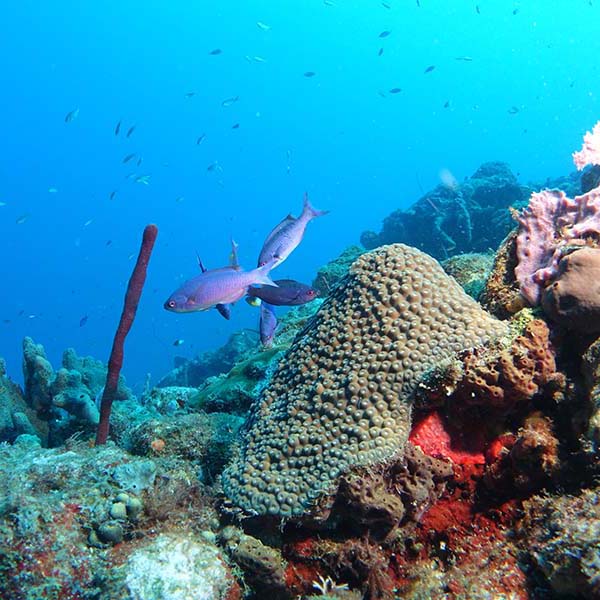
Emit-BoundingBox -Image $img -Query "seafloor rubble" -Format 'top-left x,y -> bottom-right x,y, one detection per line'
1,161 -> 600,599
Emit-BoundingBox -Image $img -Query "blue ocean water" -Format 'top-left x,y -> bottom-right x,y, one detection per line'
1,0 -> 598,391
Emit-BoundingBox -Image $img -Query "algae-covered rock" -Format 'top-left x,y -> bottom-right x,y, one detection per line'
442,252 -> 494,300
191,348 -> 282,415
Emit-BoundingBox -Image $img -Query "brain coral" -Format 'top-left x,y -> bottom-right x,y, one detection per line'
222,244 -> 507,517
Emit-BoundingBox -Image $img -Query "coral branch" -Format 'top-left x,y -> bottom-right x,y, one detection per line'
95,224 -> 158,445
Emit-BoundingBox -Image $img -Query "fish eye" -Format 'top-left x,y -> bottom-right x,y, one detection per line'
168,300 -> 176,308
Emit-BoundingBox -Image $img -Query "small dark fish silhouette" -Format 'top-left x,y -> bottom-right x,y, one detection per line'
444,100 -> 450,108
476,4 -> 481,13
424,65 -> 436,73
185,91 -> 196,98
512,8 -> 519,15
173,339 -> 185,346
122,153 -> 136,164
106,240 -> 112,246
379,30 -> 391,38
126,125 -> 136,138
65,108 -> 79,123
378,47 -> 384,56
304,71 -> 316,77
110,190 -> 117,200
137,157 -> 143,167
508,106 -> 520,114
209,48 -> 222,55
15,214 -> 29,225
79,315 -> 88,327
221,95 -> 239,107
381,2 -> 391,8
232,123 -> 240,129
196,133 -> 206,145
115,120 -> 121,136
389,87 -> 402,94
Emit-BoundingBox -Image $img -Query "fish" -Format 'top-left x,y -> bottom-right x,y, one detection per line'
247,279 -> 318,306
221,96 -> 239,107
259,302 -> 277,347
389,87 -> 402,94
185,91 -> 196,98
79,315 -> 88,327
15,214 -> 29,225
323,0 -> 335,5
454,56 -> 473,61
196,240 -> 239,319
48,187 -> 58,193
508,106 -> 520,114
512,8 -> 519,15
253,55 -> 267,63
257,193 -> 328,269
476,4 -> 481,13
122,153 -> 136,164
135,175 -> 151,185
110,190 -> 117,200
115,120 -> 121,135
207,161 -> 222,172
196,133 -> 206,145
232,123 -> 240,129
126,125 -> 136,138
175,196 -> 185,203
65,108 -> 79,123
256,21 -> 271,31
304,71 -> 316,77
382,2 -> 391,8
379,30 -> 391,38
378,48 -> 384,56
84,219 -> 93,227
137,157 -> 143,167
173,339 -> 185,346
164,258 -> 278,314
424,65 -> 436,73
209,48 -> 222,55
443,100 -> 450,108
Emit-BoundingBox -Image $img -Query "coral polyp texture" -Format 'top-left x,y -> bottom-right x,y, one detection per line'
222,244 -> 507,517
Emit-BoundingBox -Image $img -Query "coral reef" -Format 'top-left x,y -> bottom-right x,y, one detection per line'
361,162 -> 528,260
157,329 -> 259,388
441,252 -> 494,300
312,245 -> 365,296
522,486 -> 600,599
223,244 -> 507,518
541,246 -> 600,332
0,358 -> 37,443
479,230 -> 526,318
0,436 -> 235,599
22,338 -> 133,445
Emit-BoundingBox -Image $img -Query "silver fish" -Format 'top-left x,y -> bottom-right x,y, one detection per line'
259,302 -> 277,347
257,193 -> 328,269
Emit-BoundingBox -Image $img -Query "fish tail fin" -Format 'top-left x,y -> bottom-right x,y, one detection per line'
302,192 -> 329,219
253,260 -> 279,287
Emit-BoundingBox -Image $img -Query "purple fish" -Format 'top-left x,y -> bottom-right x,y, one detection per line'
258,193 -> 328,269
259,302 -> 277,347
164,259 -> 277,313
248,279 -> 318,306
196,244 -> 238,319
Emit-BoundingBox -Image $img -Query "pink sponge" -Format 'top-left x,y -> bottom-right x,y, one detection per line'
573,121 -> 600,170
515,188 -> 600,304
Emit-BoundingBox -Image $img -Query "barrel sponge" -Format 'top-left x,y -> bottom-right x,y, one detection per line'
222,244 -> 508,518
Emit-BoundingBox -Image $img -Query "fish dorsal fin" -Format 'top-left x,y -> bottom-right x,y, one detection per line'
229,238 -> 240,269
196,251 -> 207,272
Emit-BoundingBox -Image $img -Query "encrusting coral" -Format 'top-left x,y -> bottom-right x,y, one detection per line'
222,244 -> 507,518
